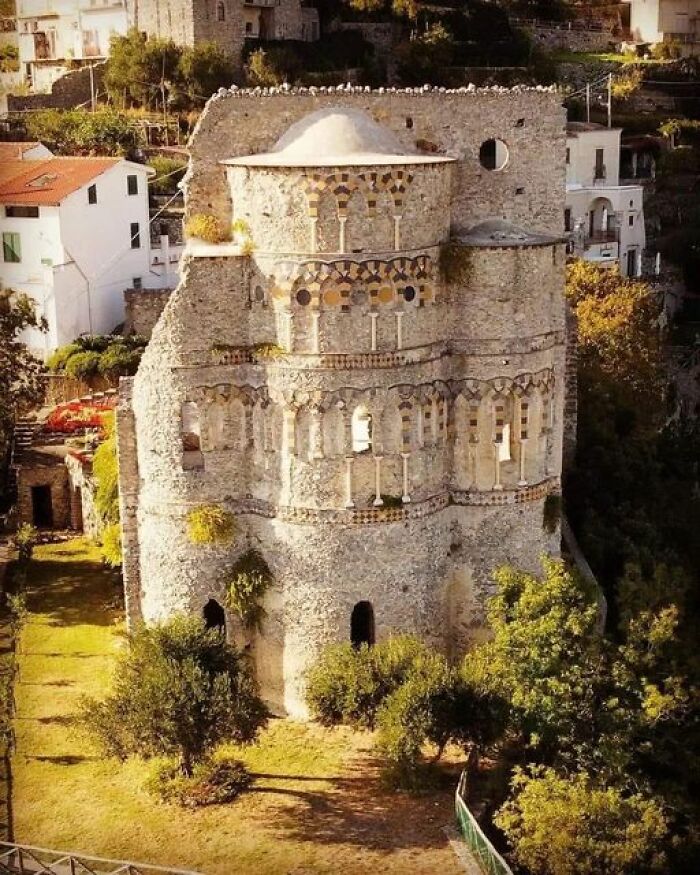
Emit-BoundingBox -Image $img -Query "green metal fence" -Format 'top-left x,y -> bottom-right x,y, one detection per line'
454,771 -> 513,875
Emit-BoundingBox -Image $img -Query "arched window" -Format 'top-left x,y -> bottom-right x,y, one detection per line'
216,1 -> 226,21
203,599 -> 226,635
350,601 -> 375,647
351,405 -> 372,454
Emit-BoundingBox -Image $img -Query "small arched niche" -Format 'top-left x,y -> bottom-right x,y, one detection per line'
351,405 -> 372,454
203,599 -> 226,635
350,601 -> 375,648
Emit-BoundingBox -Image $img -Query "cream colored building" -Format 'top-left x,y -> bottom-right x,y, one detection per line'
565,122 -> 646,276
625,0 -> 700,54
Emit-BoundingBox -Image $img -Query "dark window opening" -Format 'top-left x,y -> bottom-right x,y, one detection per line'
217,1 -> 226,21
127,174 -> 138,196
564,208 -> 572,232
31,484 -> 53,528
203,599 -> 226,634
130,222 -> 141,249
5,206 -> 39,218
88,183 -> 97,204
405,117 -> 413,129
351,601 -> 375,648
516,117 -> 525,127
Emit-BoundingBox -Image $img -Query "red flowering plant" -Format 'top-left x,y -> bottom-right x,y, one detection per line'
44,398 -> 116,436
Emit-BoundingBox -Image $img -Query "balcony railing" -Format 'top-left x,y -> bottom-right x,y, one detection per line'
585,229 -> 618,245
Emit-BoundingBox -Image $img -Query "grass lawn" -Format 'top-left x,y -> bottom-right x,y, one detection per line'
551,50 -> 663,64
13,539 -> 462,875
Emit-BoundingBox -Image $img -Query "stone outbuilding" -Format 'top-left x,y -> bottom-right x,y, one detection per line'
118,89 -> 569,717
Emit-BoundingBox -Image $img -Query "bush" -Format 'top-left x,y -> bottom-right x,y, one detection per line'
100,522 -> 122,568
98,342 -> 142,378
82,615 -> 267,775
64,350 -> 102,379
187,505 -> 236,545
225,549 -> 273,630
305,635 -> 431,728
245,47 -> 300,87
495,766 -> 668,875
93,415 -> 119,526
147,756 -> 252,806
46,342 -> 81,373
24,108 -> 138,157
395,24 -> 455,86
12,523 -> 38,564
149,156 -> 187,195
185,213 -> 231,244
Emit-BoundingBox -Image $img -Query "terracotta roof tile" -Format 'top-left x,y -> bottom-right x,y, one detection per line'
0,157 -> 121,206
0,141 -> 45,160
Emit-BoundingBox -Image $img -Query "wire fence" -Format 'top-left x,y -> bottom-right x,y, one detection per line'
454,770 -> 513,875
0,843 -> 202,875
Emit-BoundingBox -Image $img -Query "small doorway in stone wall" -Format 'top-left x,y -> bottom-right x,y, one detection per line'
203,599 -> 226,635
31,484 -> 53,528
350,601 -> 375,648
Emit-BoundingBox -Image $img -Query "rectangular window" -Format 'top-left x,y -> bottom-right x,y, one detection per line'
130,222 -> 141,249
2,232 -> 21,263
564,208 -> 572,232
88,183 -> 97,204
629,215 -> 634,227
5,205 -> 39,218
127,174 -> 138,196
565,147 -> 570,165
132,276 -> 142,290
594,148 -> 605,179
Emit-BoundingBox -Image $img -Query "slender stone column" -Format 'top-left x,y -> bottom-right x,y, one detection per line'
401,452 -> 411,503
393,215 -> 402,249
282,407 -> 297,456
338,216 -> 347,253
310,408 -> 324,459
373,455 -> 384,506
518,439 -> 528,486
310,217 -> 318,254
493,443 -> 503,490
344,456 -> 355,508
395,311 -> 404,350
370,312 -> 378,351
311,311 -> 320,354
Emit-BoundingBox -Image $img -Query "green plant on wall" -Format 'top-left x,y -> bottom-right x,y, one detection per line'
185,213 -> 231,244
440,242 -> 472,285
187,505 -> 236,545
224,549 -> 273,630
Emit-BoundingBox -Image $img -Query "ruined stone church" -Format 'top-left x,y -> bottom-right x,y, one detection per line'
117,87 -> 569,717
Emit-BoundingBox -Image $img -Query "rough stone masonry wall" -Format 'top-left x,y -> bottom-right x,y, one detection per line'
122,88 -> 568,716
8,62 -> 106,113
186,86 -> 567,236
124,289 -> 173,338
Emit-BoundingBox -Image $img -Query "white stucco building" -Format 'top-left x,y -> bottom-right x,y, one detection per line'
16,0 -> 128,91
624,0 -> 700,55
0,151 -> 177,356
565,122 -> 646,277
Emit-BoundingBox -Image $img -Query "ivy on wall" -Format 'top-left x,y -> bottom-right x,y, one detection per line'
186,505 -> 236,546
224,550 -> 273,630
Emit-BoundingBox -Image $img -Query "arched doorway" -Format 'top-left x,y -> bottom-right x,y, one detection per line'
350,601 -> 375,647
203,599 -> 226,635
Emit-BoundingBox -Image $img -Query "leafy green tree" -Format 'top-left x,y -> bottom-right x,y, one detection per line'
395,24 -> 455,85
83,616 -> 267,775
24,108 -> 138,157
495,766 -> 668,875
0,291 -> 45,498
179,42 -> 236,105
106,29 -> 181,109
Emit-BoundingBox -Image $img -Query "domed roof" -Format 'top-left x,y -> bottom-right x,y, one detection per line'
457,219 -> 563,248
222,107 -> 455,168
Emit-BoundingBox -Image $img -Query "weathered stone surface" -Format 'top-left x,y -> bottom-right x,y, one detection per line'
119,90 -> 568,717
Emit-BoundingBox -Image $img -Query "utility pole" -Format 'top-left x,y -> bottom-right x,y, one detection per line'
89,63 -> 96,112
607,73 -> 612,128
586,82 -> 590,123
161,53 -> 168,147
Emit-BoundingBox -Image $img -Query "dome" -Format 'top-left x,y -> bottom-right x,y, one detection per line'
222,107 -> 455,168
457,219 -> 564,248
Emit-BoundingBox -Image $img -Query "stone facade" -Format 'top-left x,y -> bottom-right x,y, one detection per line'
124,288 -> 173,338
7,63 -> 106,113
128,0 -> 307,68
119,88 -> 568,717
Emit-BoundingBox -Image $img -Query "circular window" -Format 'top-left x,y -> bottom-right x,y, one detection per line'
403,285 -> 416,303
479,138 -> 509,171
296,288 -> 311,306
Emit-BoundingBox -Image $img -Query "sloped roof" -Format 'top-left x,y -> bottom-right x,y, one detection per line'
0,142 -> 48,160
223,107 -> 455,168
0,157 -> 121,206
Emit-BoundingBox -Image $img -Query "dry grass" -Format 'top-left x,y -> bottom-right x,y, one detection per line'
13,539 -> 462,875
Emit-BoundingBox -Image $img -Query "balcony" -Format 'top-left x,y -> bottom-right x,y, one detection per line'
585,229 -> 618,246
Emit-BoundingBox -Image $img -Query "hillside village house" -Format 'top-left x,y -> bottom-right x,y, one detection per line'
127,0 -> 319,66
565,122 -> 646,277
16,0 -> 128,91
0,149 -> 177,356
624,0 -> 700,55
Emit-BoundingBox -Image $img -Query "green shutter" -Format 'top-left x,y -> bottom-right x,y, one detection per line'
2,232 -> 20,263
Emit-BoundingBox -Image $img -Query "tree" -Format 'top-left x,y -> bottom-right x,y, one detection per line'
24,108 -> 138,157
83,616 -> 267,775
0,291 -> 45,497
92,413 -> 121,566
179,42 -> 236,105
495,767 -> 668,875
